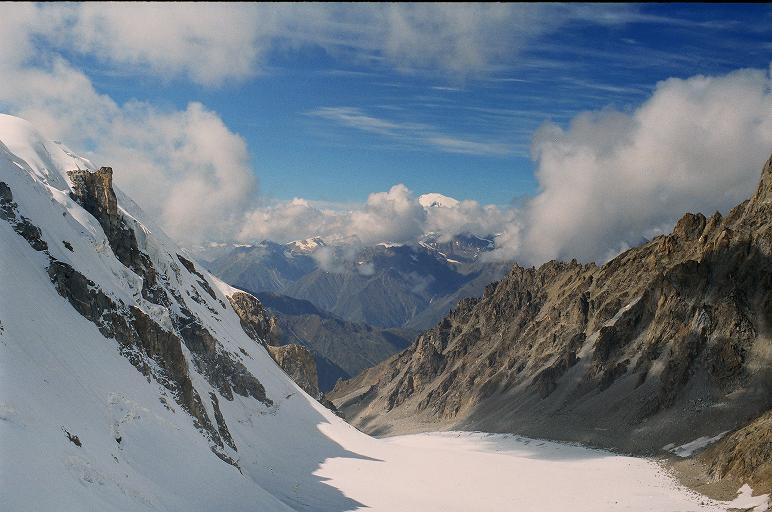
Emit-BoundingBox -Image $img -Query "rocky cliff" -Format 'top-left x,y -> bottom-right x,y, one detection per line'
267,344 -> 321,399
330,155 -> 772,474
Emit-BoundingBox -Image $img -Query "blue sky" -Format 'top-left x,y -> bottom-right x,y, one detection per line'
2,3 -> 771,261
71,3 -> 772,206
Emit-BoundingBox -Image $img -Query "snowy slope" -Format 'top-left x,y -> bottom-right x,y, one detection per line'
418,192 -> 460,209
0,114 -> 765,512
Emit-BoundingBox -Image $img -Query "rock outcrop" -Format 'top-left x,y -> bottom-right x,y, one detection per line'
330,155 -> 772,473
227,290 -> 277,344
267,344 -> 321,399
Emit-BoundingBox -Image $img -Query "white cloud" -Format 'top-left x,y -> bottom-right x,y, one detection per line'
2,3 -> 644,87
349,184 -> 427,244
425,200 -> 515,242
237,198 -> 344,243
3,3 -> 768,266
0,57 -> 256,245
308,106 -> 514,156
236,184 -> 518,253
60,4 -> 270,86
492,66 -> 772,264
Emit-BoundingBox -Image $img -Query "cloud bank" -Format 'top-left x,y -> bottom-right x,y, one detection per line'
1,4 -> 770,265
507,66 -> 772,264
239,65 -> 772,266
237,186 -> 515,248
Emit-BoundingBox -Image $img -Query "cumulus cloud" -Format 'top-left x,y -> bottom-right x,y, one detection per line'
0,63 -> 256,245
492,65 -> 772,264
349,185 -> 428,244
235,184 -> 518,257
0,6 -> 258,245
237,198 -> 344,243
425,199 -> 516,241
3,3 -> 768,267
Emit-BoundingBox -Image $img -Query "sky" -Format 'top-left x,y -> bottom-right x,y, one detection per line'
1,3 -> 771,263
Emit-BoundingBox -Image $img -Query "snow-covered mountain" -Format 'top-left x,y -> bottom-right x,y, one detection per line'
418,192 -> 460,209
0,114 -> 381,511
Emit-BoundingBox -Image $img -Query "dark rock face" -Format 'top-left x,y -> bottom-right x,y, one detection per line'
227,291 -> 276,345
68,168 -> 144,276
46,259 -> 221,447
177,254 -> 217,300
66,169 -> 272,407
267,344 -> 321,398
0,181 -> 48,251
67,168 -> 167,305
228,289 -> 331,401
330,155 -> 772,459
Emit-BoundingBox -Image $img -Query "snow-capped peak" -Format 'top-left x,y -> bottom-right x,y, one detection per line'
0,114 -> 96,190
285,236 -> 326,254
418,192 -> 460,209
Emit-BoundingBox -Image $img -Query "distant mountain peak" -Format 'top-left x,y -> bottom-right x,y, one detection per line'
418,192 -> 460,209
285,236 -> 326,254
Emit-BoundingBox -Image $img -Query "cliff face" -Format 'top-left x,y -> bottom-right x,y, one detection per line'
267,344 -> 321,399
330,156 -> 772,461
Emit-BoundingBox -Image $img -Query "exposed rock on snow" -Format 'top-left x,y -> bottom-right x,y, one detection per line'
267,344 -> 321,399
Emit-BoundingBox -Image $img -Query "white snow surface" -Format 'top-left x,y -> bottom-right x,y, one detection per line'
1,114 -> 767,512
665,431 -> 731,458
418,192 -> 460,209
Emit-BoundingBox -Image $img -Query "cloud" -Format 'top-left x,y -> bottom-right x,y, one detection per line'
2,4 -> 649,87
425,200 -> 516,242
0,55 -> 256,245
490,65 -> 772,264
308,106 -> 514,156
237,198 -> 345,243
236,184 -> 518,253
3,3 -> 768,266
59,4 -> 272,86
349,184 -> 428,244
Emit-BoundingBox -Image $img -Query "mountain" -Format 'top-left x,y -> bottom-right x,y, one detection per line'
3,114 -> 767,511
329,155 -> 772,491
207,237 -> 510,330
253,292 -> 415,392
201,240 -> 318,293
0,114 -> 381,510
418,192 -> 460,209
418,232 -> 495,264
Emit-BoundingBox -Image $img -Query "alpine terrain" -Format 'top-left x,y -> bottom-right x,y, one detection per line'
330,154 -> 772,496
1,114 -> 768,512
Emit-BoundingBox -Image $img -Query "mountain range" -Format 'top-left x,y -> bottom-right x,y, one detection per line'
202,232 -> 510,331
329,155 -> 772,495
252,291 -> 414,392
